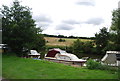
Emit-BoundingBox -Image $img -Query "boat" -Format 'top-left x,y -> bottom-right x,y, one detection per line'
45,48 -> 86,66
101,51 -> 120,66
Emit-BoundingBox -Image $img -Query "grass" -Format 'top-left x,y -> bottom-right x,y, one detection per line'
0,54 -> 2,78
44,37 -> 93,46
2,54 -> 118,79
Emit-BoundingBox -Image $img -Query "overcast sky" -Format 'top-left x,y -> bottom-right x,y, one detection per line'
0,0 -> 120,37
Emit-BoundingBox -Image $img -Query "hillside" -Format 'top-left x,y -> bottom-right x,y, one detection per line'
44,37 -> 93,46
2,55 -> 118,79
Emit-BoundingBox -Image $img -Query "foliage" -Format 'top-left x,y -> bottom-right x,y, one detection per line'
110,8 -> 120,50
87,59 -> 102,70
71,39 -> 96,55
1,0 -> 45,56
57,35 -> 65,38
83,41 -> 94,53
46,45 -> 66,50
95,27 -> 109,54
44,34 -> 95,40
58,38 -> 66,42
2,54 -> 118,79
86,59 -> 118,72
72,39 -> 84,54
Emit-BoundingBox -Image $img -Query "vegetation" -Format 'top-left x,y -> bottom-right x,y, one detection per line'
87,59 -> 105,70
86,59 -> 118,72
109,8 -> 120,50
95,27 -> 109,54
44,37 -> 93,46
69,39 -> 95,56
2,54 -> 118,79
1,0 -> 45,56
58,38 -> 66,42
72,39 -> 84,54
70,8 -> 120,55
44,34 -> 95,40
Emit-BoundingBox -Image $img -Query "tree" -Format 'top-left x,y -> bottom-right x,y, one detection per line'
72,39 -> 84,54
83,41 -> 94,53
110,8 -> 120,50
1,0 -> 45,56
0,15 -> 2,44
95,27 -> 109,54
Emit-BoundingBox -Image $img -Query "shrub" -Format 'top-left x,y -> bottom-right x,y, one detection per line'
86,59 -> 102,70
86,59 -> 118,72
58,38 -> 66,42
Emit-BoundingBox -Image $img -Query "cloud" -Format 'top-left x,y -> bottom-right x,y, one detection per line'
56,24 -> 74,30
85,17 -> 104,25
33,15 -> 53,23
62,17 -> 104,26
36,22 -> 51,30
76,0 -> 95,6
33,14 -> 53,29
62,20 -> 80,25
37,22 -> 50,27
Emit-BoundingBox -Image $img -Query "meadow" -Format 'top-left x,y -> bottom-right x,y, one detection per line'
44,37 -> 93,46
2,54 -> 118,79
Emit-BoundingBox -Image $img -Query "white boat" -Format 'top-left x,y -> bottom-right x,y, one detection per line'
45,48 -> 86,66
101,51 -> 120,66
28,50 -> 40,58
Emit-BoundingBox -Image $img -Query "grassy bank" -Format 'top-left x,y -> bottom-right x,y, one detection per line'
2,54 -> 118,79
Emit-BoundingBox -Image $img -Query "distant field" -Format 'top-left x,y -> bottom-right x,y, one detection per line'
44,37 -> 93,46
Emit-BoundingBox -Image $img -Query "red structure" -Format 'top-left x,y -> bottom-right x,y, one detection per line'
46,49 -> 60,57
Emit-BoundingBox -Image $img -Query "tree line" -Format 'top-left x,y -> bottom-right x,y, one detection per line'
43,34 -> 95,40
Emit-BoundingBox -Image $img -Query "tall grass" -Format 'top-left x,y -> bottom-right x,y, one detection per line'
2,54 -> 118,79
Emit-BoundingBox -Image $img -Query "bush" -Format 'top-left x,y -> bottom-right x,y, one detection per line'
58,38 -> 66,42
86,59 -> 118,72
86,59 -> 102,70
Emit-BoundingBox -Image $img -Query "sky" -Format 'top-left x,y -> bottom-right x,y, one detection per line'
0,0 -> 120,37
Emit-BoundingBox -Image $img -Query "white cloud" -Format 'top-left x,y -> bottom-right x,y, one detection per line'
84,17 -> 104,25
76,0 -> 95,6
56,24 -> 74,30
62,19 -> 80,25
33,15 -> 53,23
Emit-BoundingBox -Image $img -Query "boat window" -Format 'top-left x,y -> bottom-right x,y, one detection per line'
116,54 -> 120,61
60,51 -> 67,54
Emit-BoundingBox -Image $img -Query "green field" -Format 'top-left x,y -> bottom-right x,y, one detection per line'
2,54 -> 118,79
44,37 -> 93,46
